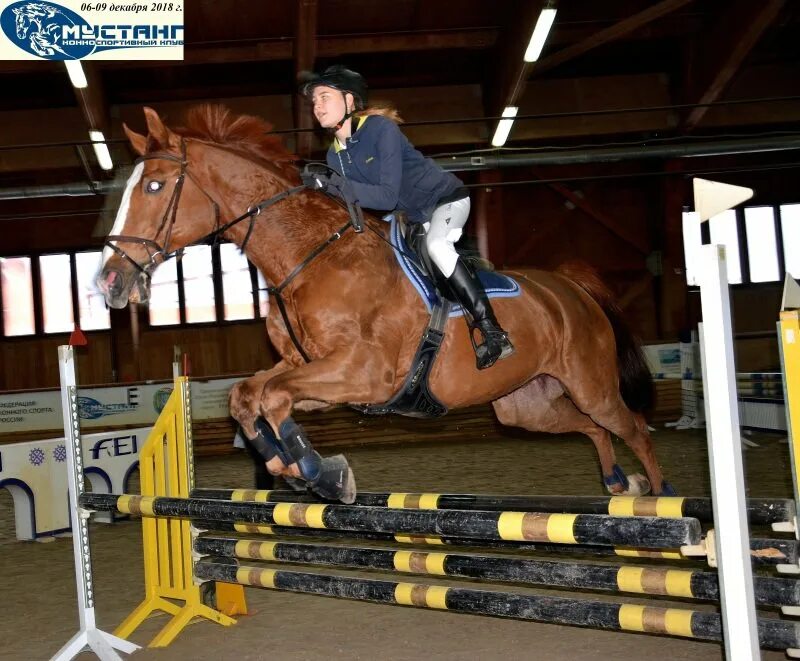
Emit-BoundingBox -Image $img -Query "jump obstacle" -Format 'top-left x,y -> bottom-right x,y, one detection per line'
52,180 -> 800,660
54,339 -> 800,659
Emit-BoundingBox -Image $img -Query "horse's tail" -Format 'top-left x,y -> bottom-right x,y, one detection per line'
556,262 -> 654,413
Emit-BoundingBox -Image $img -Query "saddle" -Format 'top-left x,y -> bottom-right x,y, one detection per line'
354,213 -> 520,419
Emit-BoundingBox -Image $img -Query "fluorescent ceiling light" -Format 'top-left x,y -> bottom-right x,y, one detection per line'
491,107 -> 518,147
64,60 -> 88,89
524,7 -> 557,62
89,130 -> 114,171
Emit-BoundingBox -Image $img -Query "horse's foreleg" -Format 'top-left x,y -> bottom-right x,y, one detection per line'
258,354 -> 395,504
229,361 -> 296,484
229,361 -> 291,437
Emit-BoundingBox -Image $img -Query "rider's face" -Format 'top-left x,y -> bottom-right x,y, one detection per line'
311,86 -> 351,128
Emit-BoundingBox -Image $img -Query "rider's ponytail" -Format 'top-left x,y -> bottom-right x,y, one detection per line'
355,104 -> 403,124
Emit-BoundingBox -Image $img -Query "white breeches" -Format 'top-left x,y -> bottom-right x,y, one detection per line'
424,196 -> 470,278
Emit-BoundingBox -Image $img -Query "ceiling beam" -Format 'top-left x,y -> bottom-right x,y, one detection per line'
72,63 -> 108,133
193,28 -> 497,65
542,178 -> 649,255
293,0 -> 317,158
486,0 -> 694,142
0,29 -> 498,74
682,0 -> 785,131
530,0 -> 695,78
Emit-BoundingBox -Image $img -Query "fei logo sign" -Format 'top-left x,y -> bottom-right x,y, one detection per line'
0,0 -> 183,60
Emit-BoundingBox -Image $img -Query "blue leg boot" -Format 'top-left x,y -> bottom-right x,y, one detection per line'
278,417 -> 357,504
252,418 -> 306,492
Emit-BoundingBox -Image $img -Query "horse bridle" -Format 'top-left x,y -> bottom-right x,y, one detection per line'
106,138 -> 241,281
104,136 -> 354,363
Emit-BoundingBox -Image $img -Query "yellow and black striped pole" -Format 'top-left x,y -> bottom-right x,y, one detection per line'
79,492 -> 702,549
192,488 -> 794,527
193,518 -> 799,567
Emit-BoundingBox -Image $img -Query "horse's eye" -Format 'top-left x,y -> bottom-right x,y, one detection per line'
146,180 -> 164,194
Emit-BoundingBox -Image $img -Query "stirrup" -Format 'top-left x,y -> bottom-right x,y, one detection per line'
470,321 -> 515,370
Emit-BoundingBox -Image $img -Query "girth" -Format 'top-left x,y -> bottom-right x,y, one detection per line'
353,300 -> 450,419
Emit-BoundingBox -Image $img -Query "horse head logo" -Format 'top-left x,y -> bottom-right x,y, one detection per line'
1,1 -> 92,60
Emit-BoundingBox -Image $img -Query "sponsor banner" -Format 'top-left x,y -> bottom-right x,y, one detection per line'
190,377 -> 241,419
0,376 -> 241,433
0,0 -> 183,61
0,425 -> 149,539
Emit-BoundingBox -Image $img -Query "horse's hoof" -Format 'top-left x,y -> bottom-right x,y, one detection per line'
623,473 -> 651,496
310,454 -> 357,504
339,463 -> 357,505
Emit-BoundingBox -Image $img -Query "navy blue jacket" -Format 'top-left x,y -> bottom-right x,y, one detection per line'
326,114 -> 464,223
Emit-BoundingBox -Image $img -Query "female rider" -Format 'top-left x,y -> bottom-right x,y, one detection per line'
298,65 -> 514,369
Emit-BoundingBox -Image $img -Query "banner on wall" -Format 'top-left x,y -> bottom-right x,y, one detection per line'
0,376 -> 243,433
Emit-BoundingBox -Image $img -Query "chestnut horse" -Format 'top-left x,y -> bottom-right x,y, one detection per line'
97,105 -> 674,503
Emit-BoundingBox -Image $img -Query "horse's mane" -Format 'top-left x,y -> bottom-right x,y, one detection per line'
160,104 -> 390,249
172,104 -> 298,179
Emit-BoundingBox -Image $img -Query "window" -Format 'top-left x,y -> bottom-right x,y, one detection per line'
148,258 -> 180,326
75,251 -> 111,330
781,204 -> 800,279
0,256 -> 35,336
39,253 -> 75,333
182,245 -> 216,323
2,244 -> 272,337
683,208 -> 743,286
683,204 -> 800,287
708,210 -> 742,284
744,207 -> 780,283
220,243 -> 254,321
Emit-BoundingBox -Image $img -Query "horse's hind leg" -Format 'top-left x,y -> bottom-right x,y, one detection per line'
564,374 -> 674,496
492,377 -> 650,495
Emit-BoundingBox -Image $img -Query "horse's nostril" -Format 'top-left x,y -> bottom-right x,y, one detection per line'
98,270 -> 123,297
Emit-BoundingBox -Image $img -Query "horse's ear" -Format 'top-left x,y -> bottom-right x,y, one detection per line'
122,123 -> 147,156
143,106 -> 178,150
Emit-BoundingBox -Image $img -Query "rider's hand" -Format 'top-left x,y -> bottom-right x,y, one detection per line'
327,173 -> 357,204
301,163 -> 333,191
301,171 -> 330,191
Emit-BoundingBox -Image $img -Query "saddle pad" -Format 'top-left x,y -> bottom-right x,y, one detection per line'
389,215 -> 521,317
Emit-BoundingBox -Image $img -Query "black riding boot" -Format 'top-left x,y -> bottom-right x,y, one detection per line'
447,258 -> 514,369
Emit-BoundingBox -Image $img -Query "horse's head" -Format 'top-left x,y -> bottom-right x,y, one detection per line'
96,107 -> 222,309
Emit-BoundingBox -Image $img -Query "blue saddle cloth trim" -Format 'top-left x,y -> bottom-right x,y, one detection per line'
389,216 -> 521,317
